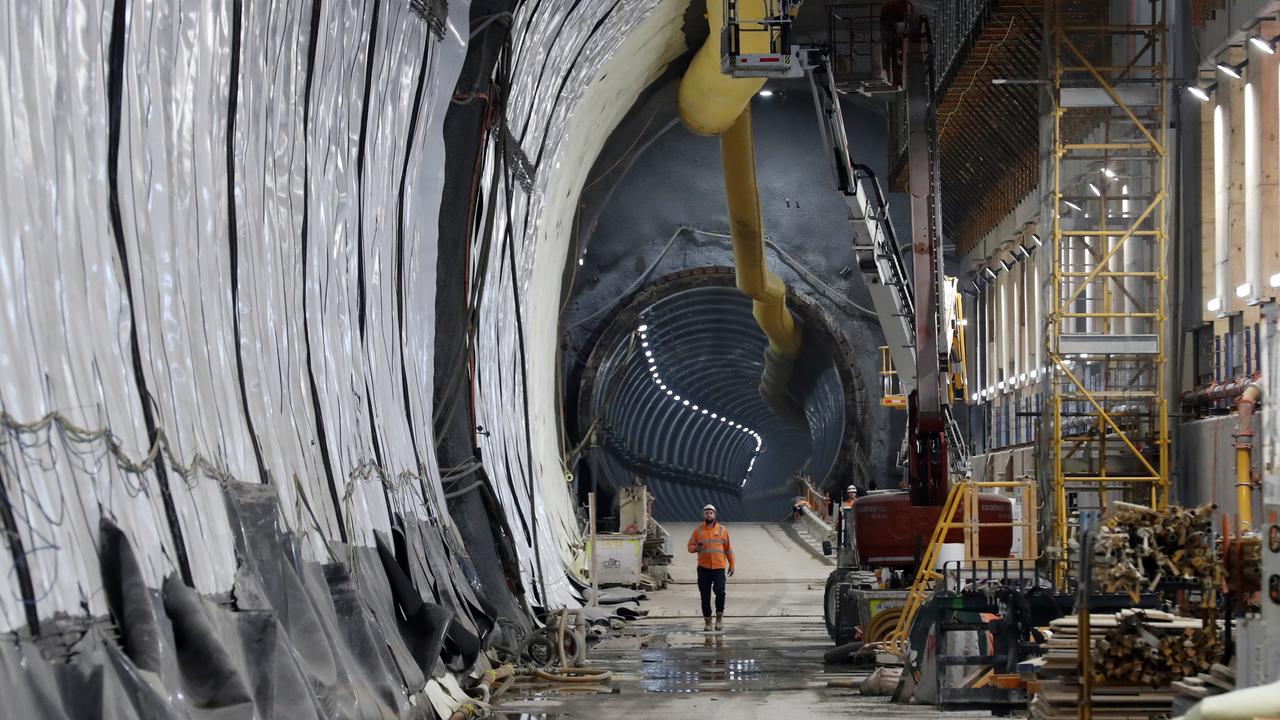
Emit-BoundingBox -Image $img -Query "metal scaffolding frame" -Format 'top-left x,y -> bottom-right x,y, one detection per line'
1048,1 -> 1170,586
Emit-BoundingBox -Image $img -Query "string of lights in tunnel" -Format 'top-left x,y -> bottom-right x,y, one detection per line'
637,324 -> 763,486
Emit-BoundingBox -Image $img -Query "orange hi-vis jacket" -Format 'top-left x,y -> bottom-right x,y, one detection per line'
688,522 -> 734,571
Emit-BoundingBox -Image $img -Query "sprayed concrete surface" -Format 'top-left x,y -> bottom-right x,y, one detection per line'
492,524 -> 990,719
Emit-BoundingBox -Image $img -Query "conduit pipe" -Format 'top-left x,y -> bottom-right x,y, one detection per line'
1179,375 -> 1259,409
679,1 -> 804,420
1232,380 -> 1261,534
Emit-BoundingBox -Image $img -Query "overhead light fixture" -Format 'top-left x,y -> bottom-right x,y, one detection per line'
959,318 -> 969,327
1207,296 -> 1223,312
999,259 -> 1013,272
758,89 -> 774,97
1236,283 -> 1253,298
1029,233 -> 1042,248
1187,85 -> 1211,102
1218,62 -> 1241,79
1014,245 -> 1031,260
971,393 -> 979,402
1063,200 -> 1083,212
1101,167 -> 1116,179
1251,36 -> 1275,54
1089,183 -> 1102,196
637,324 -> 648,332
983,267 -> 998,281
1271,272 -> 1280,288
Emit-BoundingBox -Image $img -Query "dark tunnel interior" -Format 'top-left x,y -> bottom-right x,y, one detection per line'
576,270 -> 865,522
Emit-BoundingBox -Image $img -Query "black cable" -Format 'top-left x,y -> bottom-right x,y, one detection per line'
106,0 -> 195,585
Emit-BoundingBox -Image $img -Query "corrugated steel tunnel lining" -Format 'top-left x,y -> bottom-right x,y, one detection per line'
578,269 -> 866,522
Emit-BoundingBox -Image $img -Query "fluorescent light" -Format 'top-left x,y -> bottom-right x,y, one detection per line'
1236,283 -> 1253,298
1271,273 -> 1280,288
1207,297 -> 1223,312
1080,353 -> 1090,359
758,89 -> 774,97
1218,63 -> 1241,79
1089,183 -> 1102,196
999,259 -> 1013,272
637,324 -> 648,332
578,259 -> 584,266
1188,86 -> 1210,102
1101,167 -> 1116,178
983,268 -> 998,280
1063,200 -> 1083,212
1252,36 -> 1275,54
1029,234 -> 1042,248
959,319 -> 968,327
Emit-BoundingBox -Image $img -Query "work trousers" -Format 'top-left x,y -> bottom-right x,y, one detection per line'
697,566 -> 726,618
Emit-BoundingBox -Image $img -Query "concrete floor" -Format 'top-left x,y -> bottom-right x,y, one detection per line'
491,524 -> 991,719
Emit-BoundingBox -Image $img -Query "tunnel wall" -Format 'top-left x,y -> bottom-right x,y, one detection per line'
468,0 -> 690,606
0,0 -> 688,669
0,0 -> 477,633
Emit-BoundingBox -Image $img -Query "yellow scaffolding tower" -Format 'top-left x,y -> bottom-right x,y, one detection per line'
1049,1 -> 1170,586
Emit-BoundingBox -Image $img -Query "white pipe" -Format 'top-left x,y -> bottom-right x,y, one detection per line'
1244,77 -> 1262,304
1213,73 -> 1231,314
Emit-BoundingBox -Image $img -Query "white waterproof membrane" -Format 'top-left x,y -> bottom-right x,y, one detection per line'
0,0 -> 469,630
0,0 -> 689,710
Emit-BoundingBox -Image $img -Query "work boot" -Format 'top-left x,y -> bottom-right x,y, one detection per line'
714,614 -> 723,631
704,617 -> 713,632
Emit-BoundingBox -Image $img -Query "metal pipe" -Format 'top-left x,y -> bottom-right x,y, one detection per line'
1179,374 -> 1259,408
1233,380 -> 1261,534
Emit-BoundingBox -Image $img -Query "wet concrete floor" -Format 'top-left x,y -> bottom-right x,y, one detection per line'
492,524 -> 994,719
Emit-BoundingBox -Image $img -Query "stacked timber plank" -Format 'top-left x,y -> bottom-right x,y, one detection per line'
1089,503 -> 1221,601
1029,610 -> 1215,719
1171,664 -> 1236,717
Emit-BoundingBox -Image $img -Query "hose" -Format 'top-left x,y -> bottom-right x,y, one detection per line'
558,609 -> 569,669
532,667 -> 614,684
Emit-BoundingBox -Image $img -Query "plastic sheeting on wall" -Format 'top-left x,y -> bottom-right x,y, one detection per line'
0,0 -> 469,638
470,0 -> 690,610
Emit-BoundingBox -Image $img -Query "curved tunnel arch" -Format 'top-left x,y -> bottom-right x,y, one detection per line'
576,267 -> 871,521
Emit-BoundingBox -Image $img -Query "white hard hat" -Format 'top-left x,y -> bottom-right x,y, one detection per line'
846,485 -> 857,492
702,504 -> 716,512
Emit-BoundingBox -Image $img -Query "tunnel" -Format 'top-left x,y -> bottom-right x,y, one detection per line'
576,268 -> 864,522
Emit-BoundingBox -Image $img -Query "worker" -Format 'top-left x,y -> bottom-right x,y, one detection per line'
688,504 -> 734,632
842,484 -> 859,509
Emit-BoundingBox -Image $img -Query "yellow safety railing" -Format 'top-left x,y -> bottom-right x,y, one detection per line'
883,479 -> 1039,657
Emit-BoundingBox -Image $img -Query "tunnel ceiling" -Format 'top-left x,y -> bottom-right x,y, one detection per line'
578,269 -> 863,522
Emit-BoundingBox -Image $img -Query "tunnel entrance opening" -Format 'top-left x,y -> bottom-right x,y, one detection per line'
575,268 -> 869,522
